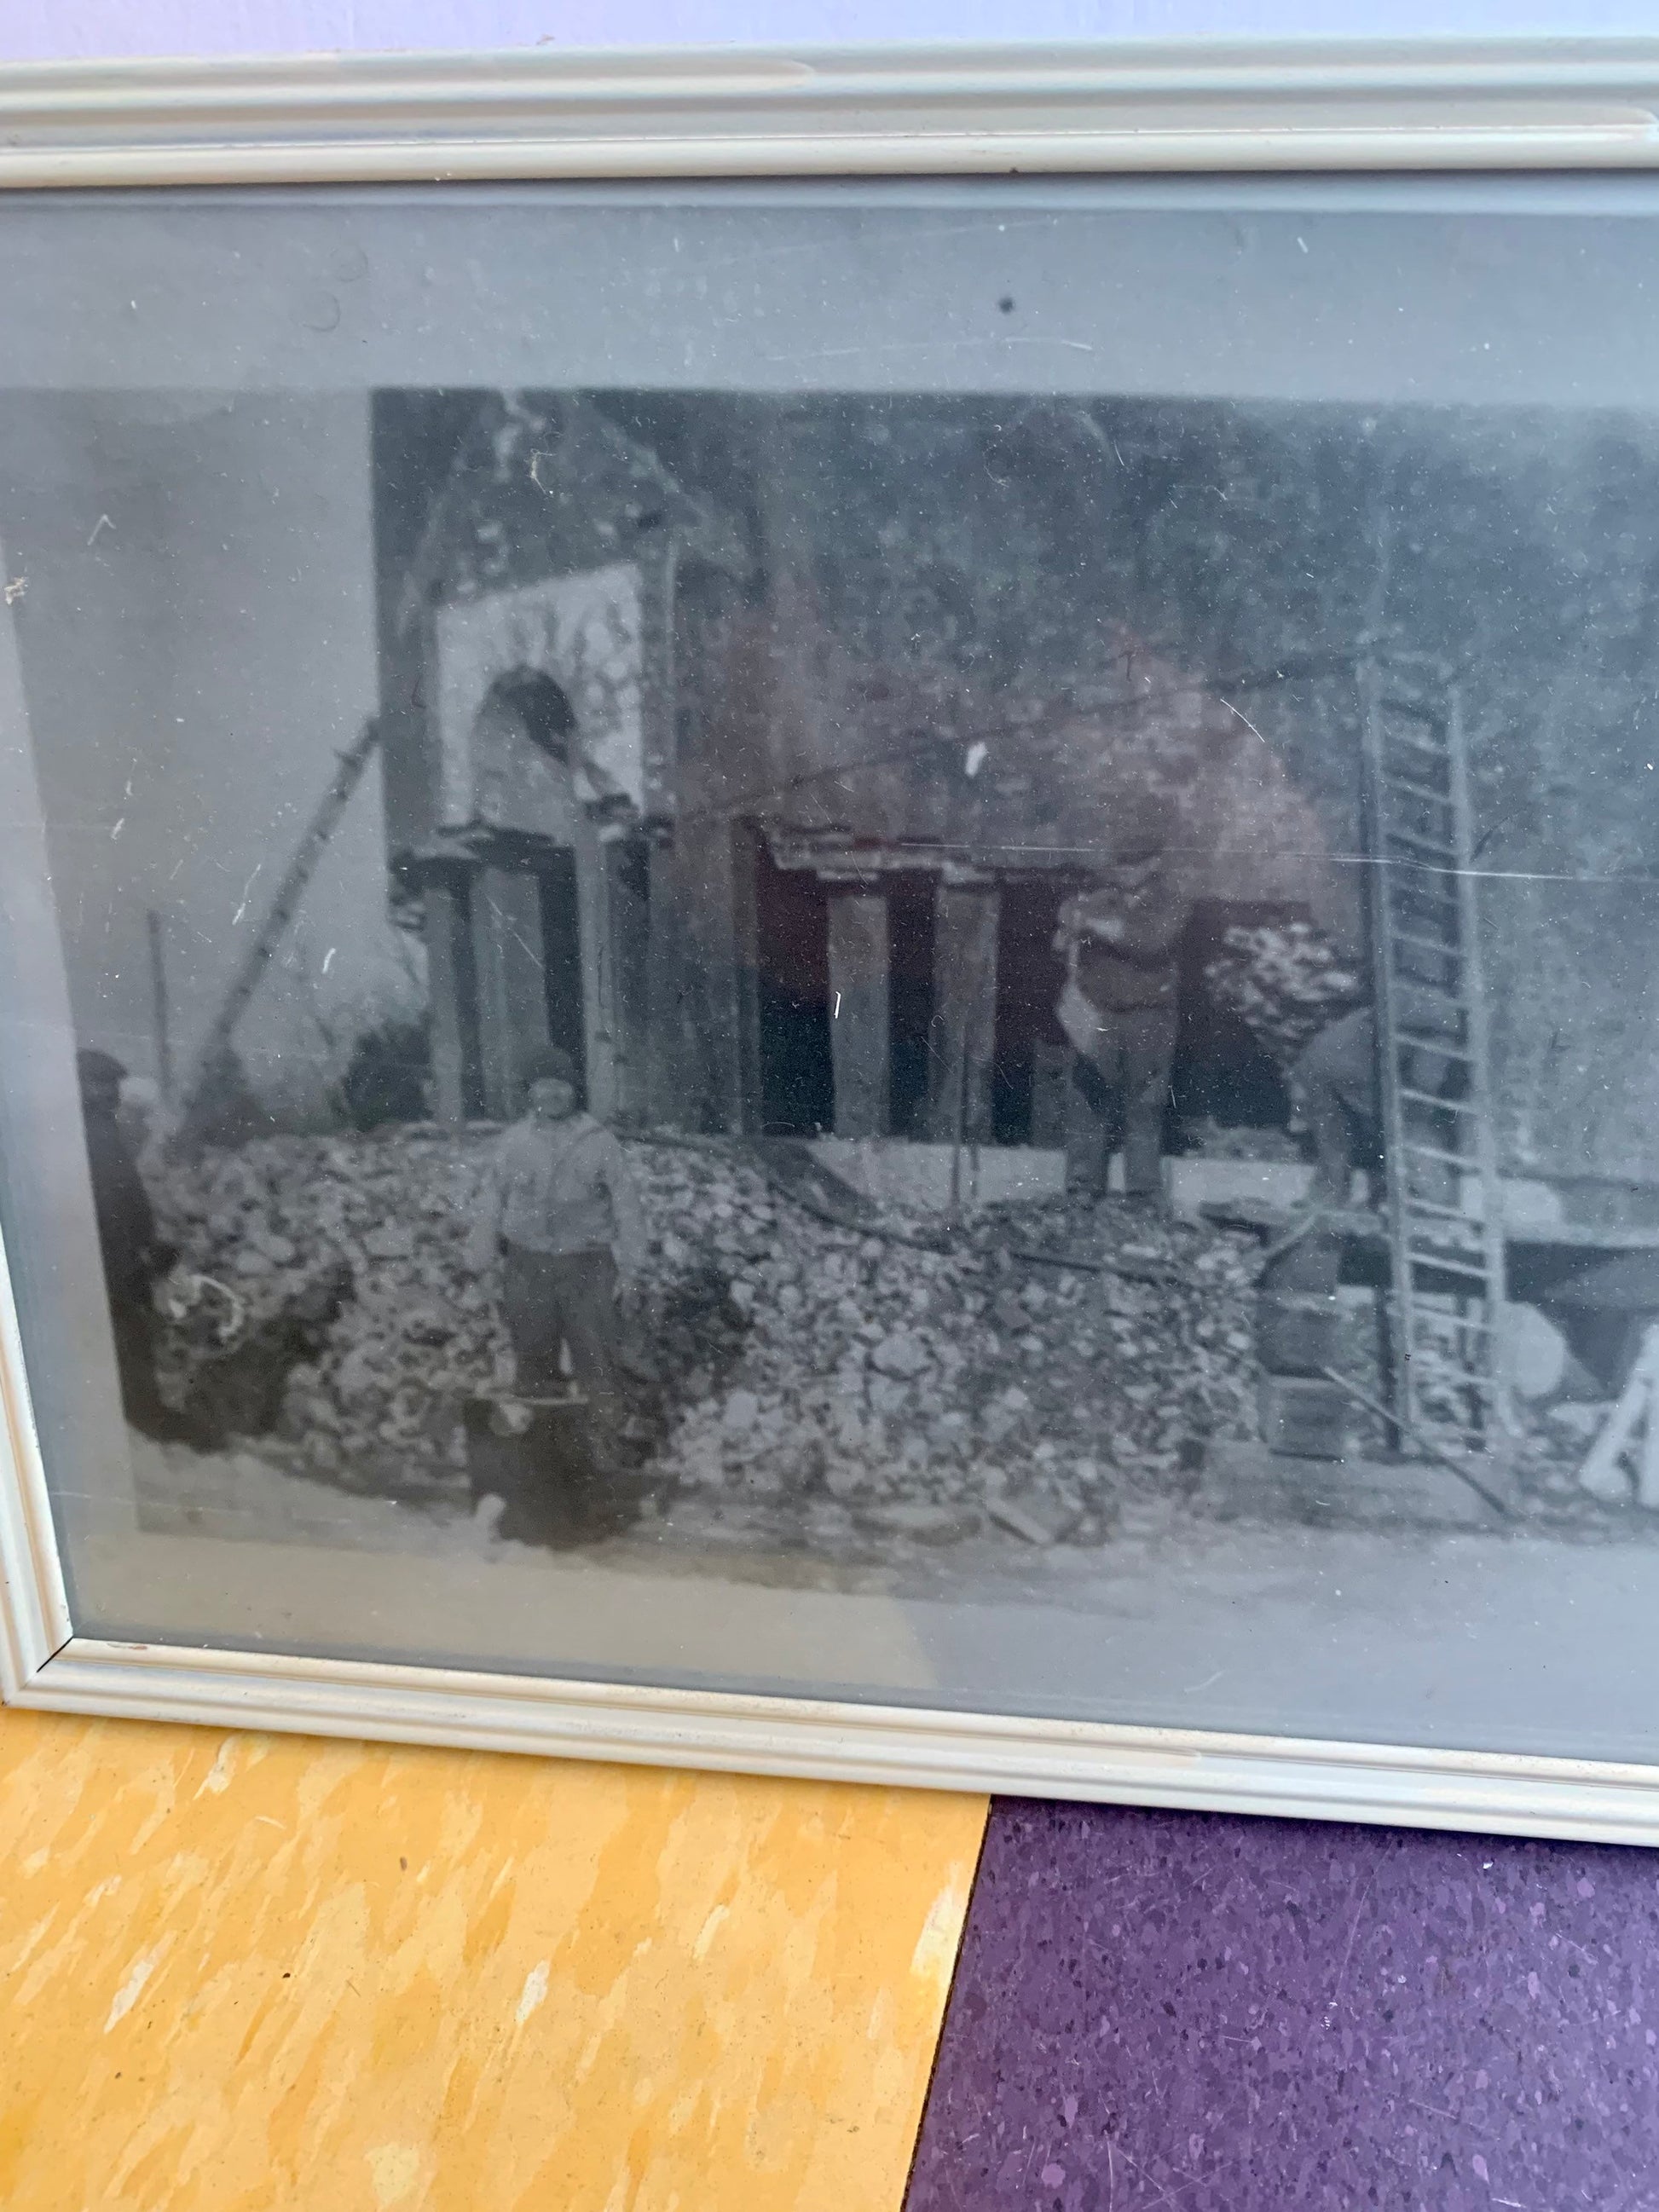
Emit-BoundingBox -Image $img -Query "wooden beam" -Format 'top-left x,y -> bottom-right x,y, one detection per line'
826,884 -> 891,1140
730,818 -> 765,1137
926,877 -> 1001,1147
474,864 -> 548,1120
171,717 -> 379,1155
644,828 -> 687,1129
573,819 -> 617,1123
423,875 -> 468,1126
606,833 -> 652,1128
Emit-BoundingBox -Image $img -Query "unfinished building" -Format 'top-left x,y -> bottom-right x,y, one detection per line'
371,389 -> 1659,1469
374,393 -> 1352,1157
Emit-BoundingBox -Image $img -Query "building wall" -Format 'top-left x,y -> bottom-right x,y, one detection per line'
751,396 -> 1659,1181
389,390 -> 1659,1179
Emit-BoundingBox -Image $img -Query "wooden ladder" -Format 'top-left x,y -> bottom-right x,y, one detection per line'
1360,659 -> 1510,1455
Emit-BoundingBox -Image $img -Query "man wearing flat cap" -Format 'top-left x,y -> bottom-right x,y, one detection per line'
77,1046 -> 179,1437
1054,791 -> 1191,1207
466,1044 -> 647,1467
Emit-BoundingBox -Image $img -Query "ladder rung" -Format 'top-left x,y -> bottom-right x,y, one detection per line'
1397,1088 -> 1478,1114
1407,1221 -> 1486,1256
1401,1195 -> 1477,1222
1386,885 -> 1460,918
1383,736 -> 1450,767
1388,927 -> 1463,961
1407,1311 -> 1495,1337
1383,775 -> 1454,808
1407,1225 -> 1488,1252
1403,1239 -> 1485,1268
1387,983 -> 1463,1015
1384,829 -> 1460,862
1386,880 -> 1460,910
1408,1256 -> 1493,1285
1399,1139 -> 1474,1168
1396,1029 -> 1474,1058
1387,866 -> 1457,893
1405,1231 -> 1489,1261
1393,984 -> 1464,1015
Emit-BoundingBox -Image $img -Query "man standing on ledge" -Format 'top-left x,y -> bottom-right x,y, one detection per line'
466,1043 -> 648,1466
1055,793 -> 1191,1207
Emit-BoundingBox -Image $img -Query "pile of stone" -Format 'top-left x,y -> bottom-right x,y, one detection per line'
150,1128 -> 1266,1551
1203,920 -> 1364,1066
154,1129 -> 506,1498
655,1175 -> 1264,1548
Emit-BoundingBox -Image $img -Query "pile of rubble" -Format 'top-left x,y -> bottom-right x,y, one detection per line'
149,1128 -> 1266,1552
651,1157 -> 1263,1549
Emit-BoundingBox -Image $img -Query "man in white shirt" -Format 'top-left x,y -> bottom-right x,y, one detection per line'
466,1044 -> 647,1462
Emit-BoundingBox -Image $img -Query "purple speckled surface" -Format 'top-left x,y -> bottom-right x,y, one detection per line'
907,1800 -> 1659,2212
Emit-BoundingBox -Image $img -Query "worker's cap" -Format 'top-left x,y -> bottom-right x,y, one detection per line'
521,1043 -> 578,1088
1105,791 -> 1177,865
76,1047 -> 128,1090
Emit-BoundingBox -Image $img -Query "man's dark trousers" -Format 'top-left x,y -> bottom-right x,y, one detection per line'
500,1244 -> 625,1464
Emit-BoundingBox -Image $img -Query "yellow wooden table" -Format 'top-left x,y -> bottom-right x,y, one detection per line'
0,1708 -> 986,2212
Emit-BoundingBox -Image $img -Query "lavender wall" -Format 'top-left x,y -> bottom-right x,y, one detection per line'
3,1 -> 1657,63
9,8 -> 1659,2205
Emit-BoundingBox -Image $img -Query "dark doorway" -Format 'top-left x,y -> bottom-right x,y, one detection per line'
754,846 -> 834,1135
991,878 -> 1072,1146
537,854 -> 587,1097
494,668 -> 575,762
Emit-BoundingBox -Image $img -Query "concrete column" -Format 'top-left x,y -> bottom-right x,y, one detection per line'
926,874 -> 1001,1147
730,818 -> 765,1136
423,875 -> 469,1126
474,864 -> 548,1121
574,816 -> 617,1123
606,832 -> 652,1128
645,826 -> 687,1129
826,881 -> 891,1140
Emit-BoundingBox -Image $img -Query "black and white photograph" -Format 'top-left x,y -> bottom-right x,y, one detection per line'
9,182 -> 1659,1763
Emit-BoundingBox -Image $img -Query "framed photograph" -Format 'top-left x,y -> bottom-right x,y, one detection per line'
14,41 -> 1659,1840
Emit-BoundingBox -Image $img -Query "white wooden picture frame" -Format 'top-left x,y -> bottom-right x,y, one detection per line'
9,38 -> 1659,1842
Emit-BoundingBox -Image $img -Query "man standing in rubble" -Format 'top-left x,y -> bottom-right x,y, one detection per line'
76,1046 -> 181,1438
1055,793 -> 1190,1207
465,1043 -> 648,1467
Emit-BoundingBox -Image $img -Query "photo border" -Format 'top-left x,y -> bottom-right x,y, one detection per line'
7,34 -> 1659,1841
